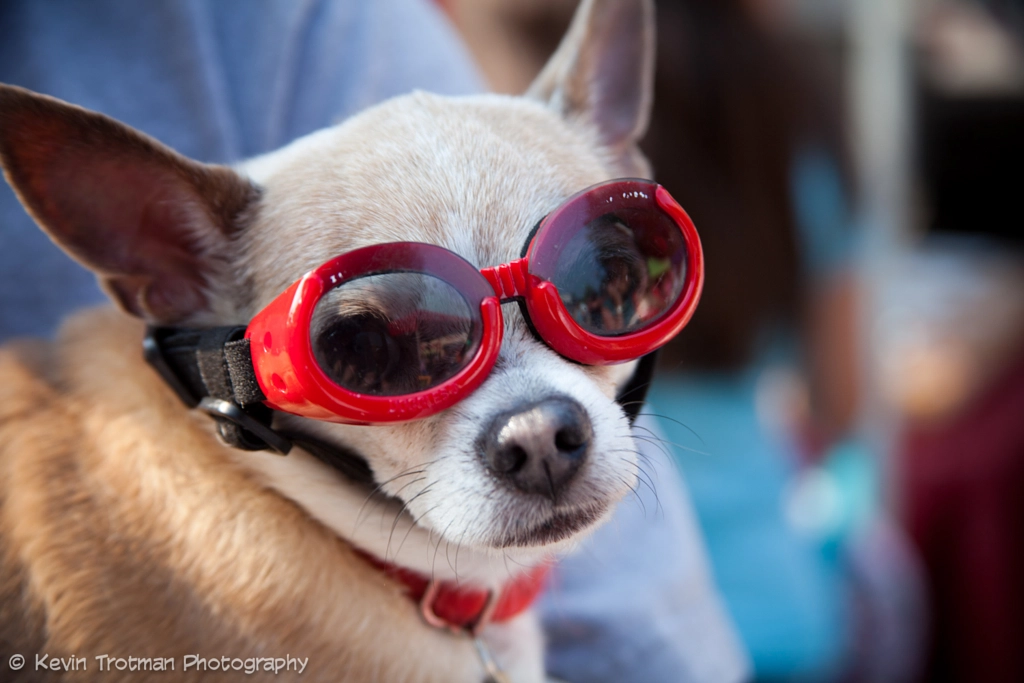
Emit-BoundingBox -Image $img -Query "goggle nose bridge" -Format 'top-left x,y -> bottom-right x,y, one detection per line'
480,257 -> 531,302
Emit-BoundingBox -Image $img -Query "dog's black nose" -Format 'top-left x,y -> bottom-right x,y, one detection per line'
480,396 -> 592,499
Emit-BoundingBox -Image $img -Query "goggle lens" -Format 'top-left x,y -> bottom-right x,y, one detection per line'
547,204 -> 688,337
310,272 -> 482,396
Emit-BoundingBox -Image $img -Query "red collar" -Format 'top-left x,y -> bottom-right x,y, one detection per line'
357,550 -> 551,634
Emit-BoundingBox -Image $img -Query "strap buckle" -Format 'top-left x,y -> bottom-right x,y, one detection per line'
198,397 -> 292,455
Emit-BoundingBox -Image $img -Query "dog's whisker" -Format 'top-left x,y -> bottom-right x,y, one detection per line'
451,527 -> 470,584
612,472 -> 646,516
631,431 -> 710,458
354,467 -> 428,531
385,484 -> 435,563
633,411 -> 707,445
500,551 -> 536,578
390,475 -> 429,501
632,462 -> 663,518
627,434 -> 674,462
616,394 -> 657,410
607,446 -> 659,476
395,502 -> 441,560
432,518 -> 456,584
374,474 -> 432,537
629,423 -> 671,445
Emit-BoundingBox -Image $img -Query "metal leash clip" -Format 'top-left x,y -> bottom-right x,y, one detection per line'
474,637 -> 511,683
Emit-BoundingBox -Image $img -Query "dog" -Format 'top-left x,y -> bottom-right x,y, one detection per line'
0,0 -> 681,680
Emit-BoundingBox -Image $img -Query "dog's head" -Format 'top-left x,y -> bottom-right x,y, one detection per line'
0,0 -> 655,577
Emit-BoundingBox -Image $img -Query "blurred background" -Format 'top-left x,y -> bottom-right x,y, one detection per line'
435,1 -> 1023,681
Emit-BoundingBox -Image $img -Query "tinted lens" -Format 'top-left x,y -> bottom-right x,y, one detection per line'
550,207 -> 687,336
310,273 -> 481,396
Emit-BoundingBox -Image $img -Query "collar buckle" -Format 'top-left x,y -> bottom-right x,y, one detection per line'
419,580 -> 499,636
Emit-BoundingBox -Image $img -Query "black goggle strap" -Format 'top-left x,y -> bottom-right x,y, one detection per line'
143,326 -> 286,452
615,350 -> 658,425
143,326 -> 379,483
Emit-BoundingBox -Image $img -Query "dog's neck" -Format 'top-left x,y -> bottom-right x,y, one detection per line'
229,441 -> 557,588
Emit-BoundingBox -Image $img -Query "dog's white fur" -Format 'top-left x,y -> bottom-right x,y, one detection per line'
0,1 -> 656,680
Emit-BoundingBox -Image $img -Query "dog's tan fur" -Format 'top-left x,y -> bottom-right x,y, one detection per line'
0,313 -> 488,682
0,1 -> 655,680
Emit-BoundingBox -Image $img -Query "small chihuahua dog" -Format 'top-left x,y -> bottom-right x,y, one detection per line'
0,1 -> 703,681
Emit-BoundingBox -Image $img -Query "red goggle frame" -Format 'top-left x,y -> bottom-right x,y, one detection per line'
245,179 -> 703,424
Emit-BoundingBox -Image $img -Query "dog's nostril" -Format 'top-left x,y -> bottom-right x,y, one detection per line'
555,427 -> 586,452
493,445 -> 528,475
479,396 -> 593,500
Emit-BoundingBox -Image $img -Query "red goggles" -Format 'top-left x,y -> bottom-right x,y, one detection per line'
238,179 -> 703,425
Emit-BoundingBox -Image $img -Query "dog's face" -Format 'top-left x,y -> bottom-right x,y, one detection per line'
0,0 -> 654,579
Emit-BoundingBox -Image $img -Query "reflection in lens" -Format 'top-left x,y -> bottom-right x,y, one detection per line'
310,273 -> 480,396
551,208 -> 687,336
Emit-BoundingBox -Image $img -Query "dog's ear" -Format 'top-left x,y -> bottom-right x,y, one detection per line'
527,0 -> 654,170
0,84 -> 259,325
